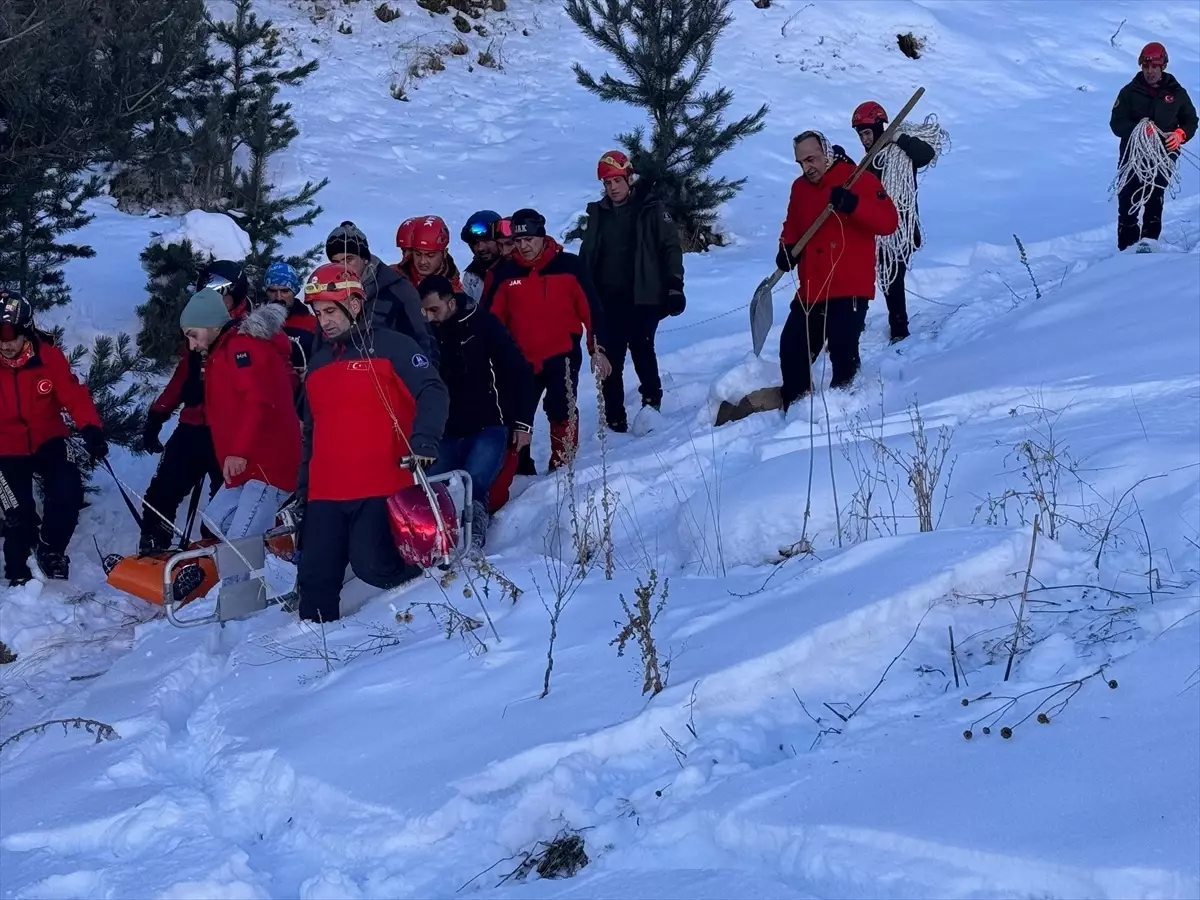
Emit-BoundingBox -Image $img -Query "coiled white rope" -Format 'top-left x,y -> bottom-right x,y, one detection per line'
873,114 -> 950,291
1111,118 -> 1181,222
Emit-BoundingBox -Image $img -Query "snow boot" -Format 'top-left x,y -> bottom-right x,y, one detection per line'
138,531 -> 170,556
6,562 -> 33,587
35,544 -> 69,580
548,419 -> 579,471
631,402 -> 662,436
607,416 -> 629,434
1135,239 -> 1156,254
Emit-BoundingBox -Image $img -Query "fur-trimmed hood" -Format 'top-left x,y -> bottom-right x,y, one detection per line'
237,302 -> 287,339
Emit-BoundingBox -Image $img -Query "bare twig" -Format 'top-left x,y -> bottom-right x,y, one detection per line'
850,604 -> 935,718
1004,515 -> 1041,682
1110,18 -> 1126,47
0,717 -> 119,752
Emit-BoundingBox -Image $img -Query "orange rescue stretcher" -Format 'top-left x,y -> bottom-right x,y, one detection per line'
103,470 -> 473,629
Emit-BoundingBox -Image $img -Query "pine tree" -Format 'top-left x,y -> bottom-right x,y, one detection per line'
0,172 -> 101,312
565,0 -> 768,251
135,239 -> 210,369
68,335 -> 157,473
233,85 -> 328,275
211,0 -> 326,272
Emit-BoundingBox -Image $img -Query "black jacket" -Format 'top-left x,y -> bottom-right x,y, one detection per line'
1110,72 -> 1198,157
432,299 -> 536,439
359,257 -> 439,365
578,185 -> 684,311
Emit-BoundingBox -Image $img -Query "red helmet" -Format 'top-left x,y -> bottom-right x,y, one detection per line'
597,149 -> 632,180
395,217 -> 420,250
302,263 -> 365,305
1139,42 -> 1168,66
852,101 -> 888,128
411,215 -> 450,252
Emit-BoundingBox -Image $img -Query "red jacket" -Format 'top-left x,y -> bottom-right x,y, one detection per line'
0,336 -> 102,456
780,160 -> 898,304
396,255 -> 464,294
483,239 -> 607,372
149,347 -> 207,427
300,328 -> 449,502
205,305 -> 301,491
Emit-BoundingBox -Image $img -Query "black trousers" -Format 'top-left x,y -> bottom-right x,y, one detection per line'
296,496 -> 420,622
518,341 -> 583,475
0,438 -> 84,576
600,305 -> 662,426
882,258 -> 910,340
779,297 -> 868,406
141,423 -> 221,546
1117,171 -> 1168,251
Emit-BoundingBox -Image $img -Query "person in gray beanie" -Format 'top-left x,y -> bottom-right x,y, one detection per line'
324,220 -> 438,365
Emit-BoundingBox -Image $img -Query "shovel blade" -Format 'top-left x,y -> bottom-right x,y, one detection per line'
750,278 -> 775,357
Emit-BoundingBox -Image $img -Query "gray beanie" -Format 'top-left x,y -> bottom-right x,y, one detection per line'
179,288 -> 231,330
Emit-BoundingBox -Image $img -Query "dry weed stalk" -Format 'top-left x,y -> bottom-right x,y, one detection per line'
0,717 -> 119,753
612,568 -> 669,696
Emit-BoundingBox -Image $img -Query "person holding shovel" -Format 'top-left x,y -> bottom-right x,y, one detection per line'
776,130 -> 898,409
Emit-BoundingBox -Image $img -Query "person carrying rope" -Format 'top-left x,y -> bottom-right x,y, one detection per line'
1110,42 -> 1197,251
851,101 -> 947,344
294,263 -> 450,623
776,131 -> 898,410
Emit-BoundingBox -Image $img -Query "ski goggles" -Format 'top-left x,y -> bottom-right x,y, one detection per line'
494,218 -> 514,239
466,220 -> 492,239
202,275 -> 235,296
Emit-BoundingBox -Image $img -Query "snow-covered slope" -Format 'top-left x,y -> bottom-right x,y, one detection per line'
4,2 -> 1199,898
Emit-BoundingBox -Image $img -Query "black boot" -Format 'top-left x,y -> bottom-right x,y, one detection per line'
138,531 -> 170,556
35,544 -> 69,580
6,562 -> 33,587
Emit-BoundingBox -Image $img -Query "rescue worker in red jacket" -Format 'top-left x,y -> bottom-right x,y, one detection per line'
295,263 -> 450,623
0,291 -> 107,584
264,261 -> 316,382
177,287 -> 301,540
138,261 -> 252,554
482,208 -> 611,472
398,215 -> 464,294
776,130 -> 898,408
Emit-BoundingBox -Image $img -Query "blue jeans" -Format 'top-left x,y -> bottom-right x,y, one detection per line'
428,426 -> 508,507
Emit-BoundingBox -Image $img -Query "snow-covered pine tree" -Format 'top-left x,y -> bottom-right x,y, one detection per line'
135,239 -> 210,369
565,0 -> 768,252
0,173 -> 101,312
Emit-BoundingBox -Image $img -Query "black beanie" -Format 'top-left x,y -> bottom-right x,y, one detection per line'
326,220 -> 370,261
510,208 -> 547,239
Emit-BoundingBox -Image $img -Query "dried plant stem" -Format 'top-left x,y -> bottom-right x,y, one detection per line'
1004,514 -> 1041,682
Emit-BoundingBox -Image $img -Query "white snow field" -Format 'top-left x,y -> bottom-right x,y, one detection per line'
4,1 -> 1200,898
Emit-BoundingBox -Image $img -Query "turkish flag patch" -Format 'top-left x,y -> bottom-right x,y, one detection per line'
235,351 -> 251,368
1165,94 -> 1175,103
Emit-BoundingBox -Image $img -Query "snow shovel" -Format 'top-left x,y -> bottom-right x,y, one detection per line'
748,86 -> 926,357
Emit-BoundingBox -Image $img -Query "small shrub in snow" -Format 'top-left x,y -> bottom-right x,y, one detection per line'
612,569 -> 669,696
374,3 -> 401,23
500,830 -> 590,884
897,32 -> 925,59
1013,234 -> 1041,300
477,49 -> 497,68
0,641 -> 15,665
453,13 -> 471,32
337,21 -> 353,34
0,717 -> 119,754
449,39 -> 469,56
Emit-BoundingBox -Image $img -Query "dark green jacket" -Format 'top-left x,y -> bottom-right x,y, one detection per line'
579,187 -> 684,311
1110,72 -> 1197,157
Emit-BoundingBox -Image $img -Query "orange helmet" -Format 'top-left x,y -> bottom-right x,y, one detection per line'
411,215 -> 450,252
1139,42 -> 1168,67
302,263 -> 365,306
597,149 -> 632,180
852,101 -> 888,128
395,217 -> 420,250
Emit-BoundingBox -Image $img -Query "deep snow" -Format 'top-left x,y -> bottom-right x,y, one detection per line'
3,2 -> 1200,898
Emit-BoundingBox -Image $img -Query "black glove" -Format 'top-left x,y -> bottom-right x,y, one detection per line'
894,134 -> 911,152
400,454 -> 436,473
829,185 -> 858,216
776,243 -> 796,272
80,425 -> 108,462
666,289 -> 686,317
142,411 -> 167,454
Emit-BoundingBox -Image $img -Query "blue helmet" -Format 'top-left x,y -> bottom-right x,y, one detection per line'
460,210 -> 502,245
263,261 -> 302,297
